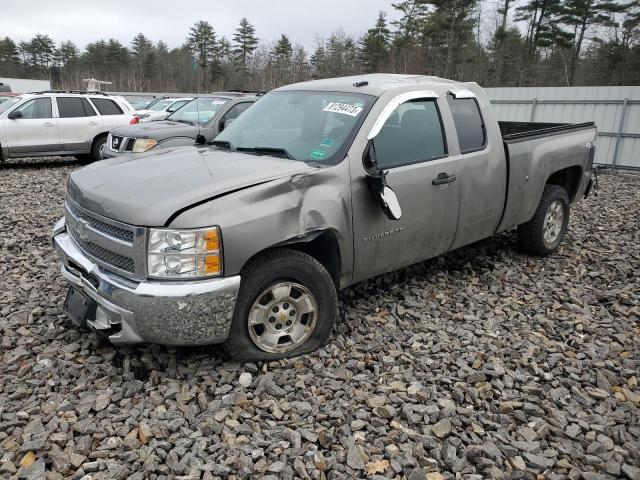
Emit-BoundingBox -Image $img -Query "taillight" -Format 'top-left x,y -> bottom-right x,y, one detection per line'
130,116 -> 139,125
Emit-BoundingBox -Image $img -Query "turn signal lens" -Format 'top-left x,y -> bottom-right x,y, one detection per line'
203,230 -> 220,252
203,254 -> 221,275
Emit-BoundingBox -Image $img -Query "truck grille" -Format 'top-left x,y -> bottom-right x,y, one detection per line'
108,134 -> 136,152
64,196 -> 146,279
71,236 -> 135,273
65,200 -> 134,242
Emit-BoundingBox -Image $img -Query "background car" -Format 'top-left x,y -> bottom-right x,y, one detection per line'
0,92 -> 21,105
0,90 -> 136,162
134,97 -> 193,122
130,98 -> 159,110
105,92 -> 259,157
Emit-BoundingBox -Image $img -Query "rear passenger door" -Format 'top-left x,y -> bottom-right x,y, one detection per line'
353,97 -> 460,279
3,97 -> 60,154
89,97 -> 126,130
446,92 -> 506,249
56,97 -> 103,152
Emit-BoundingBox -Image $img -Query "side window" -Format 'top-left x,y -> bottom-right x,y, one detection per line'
90,98 -> 124,115
375,99 -> 447,169
57,97 -> 96,118
221,102 -> 251,125
14,98 -> 52,119
447,95 -> 486,153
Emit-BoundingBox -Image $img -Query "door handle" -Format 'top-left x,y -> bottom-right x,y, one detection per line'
432,173 -> 457,186
43,122 -> 55,127
88,121 -> 99,126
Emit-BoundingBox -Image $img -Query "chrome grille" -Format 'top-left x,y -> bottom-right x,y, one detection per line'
66,200 -> 134,242
64,196 -> 146,280
71,236 -> 135,273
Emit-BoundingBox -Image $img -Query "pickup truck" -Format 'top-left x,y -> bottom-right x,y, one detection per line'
52,74 -> 596,361
104,93 -> 258,157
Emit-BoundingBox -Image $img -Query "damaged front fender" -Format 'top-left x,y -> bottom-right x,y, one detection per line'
167,160 -> 354,287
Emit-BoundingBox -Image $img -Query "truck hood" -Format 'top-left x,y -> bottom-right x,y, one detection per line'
67,147 -> 315,226
110,120 -> 198,139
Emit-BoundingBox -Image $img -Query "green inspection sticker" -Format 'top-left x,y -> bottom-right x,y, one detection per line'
310,148 -> 326,160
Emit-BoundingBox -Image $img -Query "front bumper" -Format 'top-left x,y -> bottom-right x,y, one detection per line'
52,218 -> 241,346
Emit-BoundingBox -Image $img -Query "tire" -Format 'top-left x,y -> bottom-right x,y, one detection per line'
90,134 -> 108,162
518,184 -> 570,256
224,249 -> 338,362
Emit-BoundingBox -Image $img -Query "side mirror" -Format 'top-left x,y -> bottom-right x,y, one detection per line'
195,134 -> 207,146
364,140 -> 402,221
8,110 -> 23,120
380,186 -> 402,221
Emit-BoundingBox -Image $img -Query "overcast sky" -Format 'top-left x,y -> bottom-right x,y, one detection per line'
1,0 -> 403,50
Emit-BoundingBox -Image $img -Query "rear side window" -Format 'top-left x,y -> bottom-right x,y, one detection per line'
90,98 -> 124,115
447,95 -> 486,153
375,99 -> 447,169
57,97 -> 96,118
14,98 -> 52,119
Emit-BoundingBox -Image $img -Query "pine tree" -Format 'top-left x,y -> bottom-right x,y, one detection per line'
54,40 -> 79,68
0,37 -> 19,64
186,20 -> 217,90
559,0 -> 631,85
232,17 -> 259,71
360,11 -> 391,72
423,0 -> 479,78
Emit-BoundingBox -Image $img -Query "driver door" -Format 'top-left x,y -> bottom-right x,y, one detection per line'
352,97 -> 460,280
4,97 -> 61,155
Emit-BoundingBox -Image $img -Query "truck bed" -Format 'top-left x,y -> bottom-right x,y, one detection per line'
499,121 -> 596,142
497,121 -> 597,233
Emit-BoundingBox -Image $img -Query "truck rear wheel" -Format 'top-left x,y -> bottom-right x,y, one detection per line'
518,184 -> 570,256
224,249 -> 338,362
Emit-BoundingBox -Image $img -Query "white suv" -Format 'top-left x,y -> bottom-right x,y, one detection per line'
0,91 -> 136,162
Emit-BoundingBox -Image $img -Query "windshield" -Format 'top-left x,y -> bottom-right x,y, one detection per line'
215,90 -> 374,164
132,99 -> 155,109
148,99 -> 174,111
0,96 -> 24,115
167,97 -> 229,126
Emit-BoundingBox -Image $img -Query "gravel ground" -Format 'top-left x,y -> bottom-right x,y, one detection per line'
0,158 -> 639,480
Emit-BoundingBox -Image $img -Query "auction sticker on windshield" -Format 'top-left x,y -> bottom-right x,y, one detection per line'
323,102 -> 363,117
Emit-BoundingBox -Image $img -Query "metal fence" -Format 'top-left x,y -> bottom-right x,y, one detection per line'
486,86 -> 640,170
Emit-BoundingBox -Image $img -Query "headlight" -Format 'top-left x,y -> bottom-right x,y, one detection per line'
147,227 -> 222,279
132,138 -> 157,152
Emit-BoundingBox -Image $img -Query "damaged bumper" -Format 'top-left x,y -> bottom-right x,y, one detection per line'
52,218 -> 240,346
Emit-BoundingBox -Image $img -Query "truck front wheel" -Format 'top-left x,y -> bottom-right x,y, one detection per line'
518,184 -> 570,256
224,249 -> 338,361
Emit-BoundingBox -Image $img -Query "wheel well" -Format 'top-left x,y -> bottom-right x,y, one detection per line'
546,166 -> 582,202
91,132 -> 108,150
248,231 -> 342,289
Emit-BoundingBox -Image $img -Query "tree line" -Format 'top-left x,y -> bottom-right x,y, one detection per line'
0,0 -> 638,93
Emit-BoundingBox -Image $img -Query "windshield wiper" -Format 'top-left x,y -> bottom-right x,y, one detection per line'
210,140 -> 233,150
236,146 -> 295,160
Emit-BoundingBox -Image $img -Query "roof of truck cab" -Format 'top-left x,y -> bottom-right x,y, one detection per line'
275,74 -> 464,97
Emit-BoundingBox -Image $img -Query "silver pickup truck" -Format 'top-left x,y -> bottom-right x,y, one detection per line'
52,74 -> 596,361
